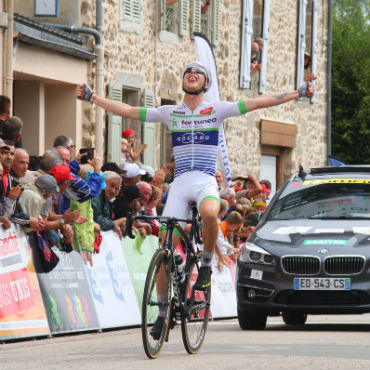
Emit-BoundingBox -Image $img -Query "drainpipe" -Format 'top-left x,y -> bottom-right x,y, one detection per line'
327,0 -> 332,164
42,0 -> 104,158
95,0 -> 104,160
5,0 -> 14,110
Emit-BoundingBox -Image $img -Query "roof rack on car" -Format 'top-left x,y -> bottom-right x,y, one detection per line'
310,166 -> 370,175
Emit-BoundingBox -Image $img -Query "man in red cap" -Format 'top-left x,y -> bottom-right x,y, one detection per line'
49,164 -> 76,193
121,128 -> 147,161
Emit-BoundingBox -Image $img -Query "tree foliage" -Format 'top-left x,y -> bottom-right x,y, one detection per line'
331,0 -> 370,164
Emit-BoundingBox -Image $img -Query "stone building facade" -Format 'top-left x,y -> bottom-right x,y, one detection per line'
1,0 -> 328,193
80,0 -> 328,192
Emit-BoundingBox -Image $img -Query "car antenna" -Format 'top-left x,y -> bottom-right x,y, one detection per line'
298,164 -> 306,180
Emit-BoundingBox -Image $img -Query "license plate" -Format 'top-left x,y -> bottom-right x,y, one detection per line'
294,277 -> 351,290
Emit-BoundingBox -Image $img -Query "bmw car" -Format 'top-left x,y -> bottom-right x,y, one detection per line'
236,166 -> 370,330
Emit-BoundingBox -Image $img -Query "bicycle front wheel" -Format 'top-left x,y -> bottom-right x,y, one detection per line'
142,248 -> 172,359
181,258 -> 211,354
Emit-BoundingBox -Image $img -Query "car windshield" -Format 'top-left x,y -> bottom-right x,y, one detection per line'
268,178 -> 370,220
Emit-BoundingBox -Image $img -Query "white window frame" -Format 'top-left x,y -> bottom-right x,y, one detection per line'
240,0 -> 254,89
240,0 -> 270,91
258,0 -> 270,94
119,0 -> 142,34
297,0 -> 318,103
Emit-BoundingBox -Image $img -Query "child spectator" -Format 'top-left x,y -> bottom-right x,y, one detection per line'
120,138 -> 130,164
252,199 -> 266,212
122,128 -> 147,162
70,163 -> 105,266
215,206 -> 243,271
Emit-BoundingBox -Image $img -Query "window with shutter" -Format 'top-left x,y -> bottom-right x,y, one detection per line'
142,90 -> 156,168
107,83 -> 123,164
120,0 -> 142,33
240,0 -> 254,89
159,0 -> 180,44
121,0 -> 141,22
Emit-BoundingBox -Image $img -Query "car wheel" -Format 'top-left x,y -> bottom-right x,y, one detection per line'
237,309 -> 267,330
282,311 -> 307,325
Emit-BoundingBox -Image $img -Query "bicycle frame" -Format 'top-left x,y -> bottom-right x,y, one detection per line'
125,203 -> 203,318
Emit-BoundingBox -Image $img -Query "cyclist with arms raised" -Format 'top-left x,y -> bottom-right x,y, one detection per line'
76,62 -> 315,338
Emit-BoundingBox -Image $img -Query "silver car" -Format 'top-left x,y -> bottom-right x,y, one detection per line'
236,166 -> 370,330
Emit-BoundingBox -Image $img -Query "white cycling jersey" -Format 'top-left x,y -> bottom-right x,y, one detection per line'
139,100 -> 247,178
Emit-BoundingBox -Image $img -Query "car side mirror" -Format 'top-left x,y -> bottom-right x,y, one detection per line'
244,212 -> 263,226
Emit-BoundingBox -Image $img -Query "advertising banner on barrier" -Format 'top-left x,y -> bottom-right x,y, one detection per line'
29,238 -> 99,334
85,231 -> 141,328
0,225 -> 50,340
121,235 -> 158,309
210,257 -> 237,318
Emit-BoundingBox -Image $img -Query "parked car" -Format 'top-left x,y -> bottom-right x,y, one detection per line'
236,166 -> 370,330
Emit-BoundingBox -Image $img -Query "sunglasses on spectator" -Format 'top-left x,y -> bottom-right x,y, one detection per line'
183,67 -> 205,76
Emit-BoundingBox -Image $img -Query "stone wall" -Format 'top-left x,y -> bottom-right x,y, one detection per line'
81,0 -> 328,178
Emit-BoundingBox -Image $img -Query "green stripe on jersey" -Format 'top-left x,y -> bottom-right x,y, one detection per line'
171,128 -> 219,133
238,100 -> 248,114
139,107 -> 147,122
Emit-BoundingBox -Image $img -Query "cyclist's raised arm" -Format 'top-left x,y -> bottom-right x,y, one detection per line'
76,83 -> 141,120
243,76 -> 316,113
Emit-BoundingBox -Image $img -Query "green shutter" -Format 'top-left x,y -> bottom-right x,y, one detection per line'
107,83 -> 123,164
192,0 -> 202,36
122,0 -> 142,23
142,90 -> 156,168
160,0 -> 167,30
211,0 -> 221,46
179,0 -> 189,36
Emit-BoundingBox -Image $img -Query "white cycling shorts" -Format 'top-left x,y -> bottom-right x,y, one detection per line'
162,170 -> 219,223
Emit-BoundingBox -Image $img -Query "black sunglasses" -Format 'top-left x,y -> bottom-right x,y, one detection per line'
184,67 -> 205,75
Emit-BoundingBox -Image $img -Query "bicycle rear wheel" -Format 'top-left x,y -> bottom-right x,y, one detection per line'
142,248 -> 172,359
181,257 -> 211,354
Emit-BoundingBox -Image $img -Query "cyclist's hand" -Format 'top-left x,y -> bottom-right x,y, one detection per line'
298,76 -> 316,98
76,83 -> 94,102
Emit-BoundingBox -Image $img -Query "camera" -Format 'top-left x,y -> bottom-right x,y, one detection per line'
79,148 -> 95,164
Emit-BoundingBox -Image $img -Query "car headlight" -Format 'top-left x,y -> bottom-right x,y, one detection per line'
239,242 -> 275,265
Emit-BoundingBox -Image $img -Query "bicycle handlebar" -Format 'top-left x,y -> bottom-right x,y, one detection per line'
123,212 -> 198,240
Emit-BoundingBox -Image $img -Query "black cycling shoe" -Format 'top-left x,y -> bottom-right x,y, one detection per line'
150,316 -> 165,340
193,266 -> 212,291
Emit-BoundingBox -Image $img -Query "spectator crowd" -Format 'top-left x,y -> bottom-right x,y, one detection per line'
0,94 -> 272,271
